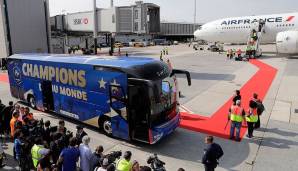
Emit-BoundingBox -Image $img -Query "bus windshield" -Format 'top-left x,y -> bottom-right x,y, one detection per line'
150,76 -> 177,126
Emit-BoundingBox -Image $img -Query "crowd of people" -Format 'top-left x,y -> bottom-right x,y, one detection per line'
0,100 -> 187,171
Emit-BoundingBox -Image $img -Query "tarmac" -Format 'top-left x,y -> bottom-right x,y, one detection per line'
1,44 -> 298,170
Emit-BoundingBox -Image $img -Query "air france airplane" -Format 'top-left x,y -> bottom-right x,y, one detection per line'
194,12 -> 298,54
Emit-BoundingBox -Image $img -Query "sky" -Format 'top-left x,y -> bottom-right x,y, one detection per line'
49,0 -> 298,23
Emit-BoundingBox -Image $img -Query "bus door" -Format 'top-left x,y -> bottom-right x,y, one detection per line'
109,84 -> 129,140
41,81 -> 54,111
128,79 -> 151,143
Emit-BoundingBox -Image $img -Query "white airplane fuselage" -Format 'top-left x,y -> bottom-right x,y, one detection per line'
195,12 -> 298,43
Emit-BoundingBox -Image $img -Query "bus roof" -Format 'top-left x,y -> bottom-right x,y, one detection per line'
9,54 -> 156,68
9,53 -> 170,80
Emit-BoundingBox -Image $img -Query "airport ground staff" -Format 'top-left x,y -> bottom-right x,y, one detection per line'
116,151 -> 133,171
229,100 -> 245,141
160,51 -> 163,61
31,138 -> 49,168
246,45 -> 252,58
246,101 -> 258,138
250,93 -> 264,129
236,49 -> 242,57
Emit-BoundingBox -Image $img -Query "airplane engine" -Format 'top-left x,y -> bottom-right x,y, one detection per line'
276,31 -> 298,54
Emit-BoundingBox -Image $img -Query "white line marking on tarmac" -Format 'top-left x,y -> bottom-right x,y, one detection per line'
180,105 -> 194,114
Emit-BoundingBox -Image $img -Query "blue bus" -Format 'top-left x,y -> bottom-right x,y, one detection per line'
7,54 -> 191,144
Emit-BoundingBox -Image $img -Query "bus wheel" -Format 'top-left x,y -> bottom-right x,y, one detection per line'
99,117 -> 112,136
28,95 -> 36,109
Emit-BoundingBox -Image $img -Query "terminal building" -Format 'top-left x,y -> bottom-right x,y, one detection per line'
159,22 -> 201,41
50,1 -> 203,53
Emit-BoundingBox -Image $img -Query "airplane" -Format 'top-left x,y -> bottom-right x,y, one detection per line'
194,12 -> 298,54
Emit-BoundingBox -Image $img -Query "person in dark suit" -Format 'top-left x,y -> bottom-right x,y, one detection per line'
75,125 -> 87,145
202,136 -> 224,171
1,101 -> 14,137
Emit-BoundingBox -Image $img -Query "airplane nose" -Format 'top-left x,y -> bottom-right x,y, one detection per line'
194,30 -> 203,40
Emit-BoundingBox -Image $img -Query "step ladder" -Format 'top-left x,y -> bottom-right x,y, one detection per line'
246,20 -> 265,57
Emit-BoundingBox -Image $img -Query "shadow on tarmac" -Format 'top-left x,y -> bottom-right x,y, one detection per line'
131,128 -> 251,170
176,72 -> 235,81
257,127 -> 298,137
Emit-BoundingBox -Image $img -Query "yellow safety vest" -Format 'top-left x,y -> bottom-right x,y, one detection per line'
31,144 -> 42,168
246,108 -> 258,122
116,159 -> 132,171
230,105 -> 244,122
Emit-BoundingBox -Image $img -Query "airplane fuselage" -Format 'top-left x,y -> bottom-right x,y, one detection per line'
195,12 -> 298,43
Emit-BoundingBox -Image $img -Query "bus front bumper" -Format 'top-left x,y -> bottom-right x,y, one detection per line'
149,113 -> 180,144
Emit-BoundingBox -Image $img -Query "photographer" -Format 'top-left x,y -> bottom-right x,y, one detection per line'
90,145 -> 104,170
147,154 -> 165,171
116,151 -> 133,171
44,120 -> 52,142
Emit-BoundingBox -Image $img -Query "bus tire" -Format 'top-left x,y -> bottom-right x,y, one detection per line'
28,95 -> 36,109
99,116 -> 112,136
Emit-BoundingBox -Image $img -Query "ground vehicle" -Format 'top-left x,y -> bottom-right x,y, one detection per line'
133,42 -> 145,47
173,41 -> 179,45
7,54 -> 191,144
207,45 -> 220,52
114,43 -> 123,48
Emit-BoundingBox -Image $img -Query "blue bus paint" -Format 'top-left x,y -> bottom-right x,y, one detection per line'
7,54 -> 190,144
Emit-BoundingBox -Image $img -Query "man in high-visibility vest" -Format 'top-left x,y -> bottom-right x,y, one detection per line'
229,100 -> 245,141
31,138 -> 49,168
246,101 -> 259,138
116,151 -> 133,171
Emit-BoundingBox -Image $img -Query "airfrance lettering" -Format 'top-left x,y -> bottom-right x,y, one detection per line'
23,63 -> 88,101
221,17 -> 283,25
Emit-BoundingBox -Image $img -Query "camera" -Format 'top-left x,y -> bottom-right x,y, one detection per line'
104,151 -> 122,164
147,154 -> 166,171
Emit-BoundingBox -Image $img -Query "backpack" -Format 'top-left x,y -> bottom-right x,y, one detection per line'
257,102 -> 265,115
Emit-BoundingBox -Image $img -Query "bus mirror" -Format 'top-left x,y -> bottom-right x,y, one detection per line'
171,69 -> 191,86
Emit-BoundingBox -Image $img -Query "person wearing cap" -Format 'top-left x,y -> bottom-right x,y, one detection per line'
229,100 -> 245,141
95,158 -> 109,171
116,151 -> 133,171
76,125 -> 87,145
79,136 -> 92,171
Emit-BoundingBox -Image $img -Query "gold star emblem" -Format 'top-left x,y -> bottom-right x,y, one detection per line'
99,78 -> 107,89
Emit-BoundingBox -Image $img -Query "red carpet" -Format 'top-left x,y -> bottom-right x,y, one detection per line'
180,59 -> 278,140
0,73 -> 8,83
